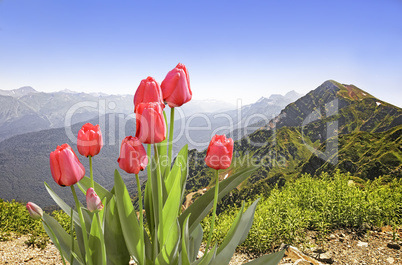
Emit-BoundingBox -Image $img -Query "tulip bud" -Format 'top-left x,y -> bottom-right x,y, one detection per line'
134,76 -> 164,112
86,188 -> 104,212
77,123 -> 103,157
50,144 -> 85,186
205,135 -> 234,170
161,63 -> 192,108
118,136 -> 148,174
135,102 -> 166,144
26,202 -> 43,220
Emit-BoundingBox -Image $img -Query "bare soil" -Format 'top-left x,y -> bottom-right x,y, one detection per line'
1,227 -> 401,265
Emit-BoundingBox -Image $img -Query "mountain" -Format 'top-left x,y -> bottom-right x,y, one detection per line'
0,114 -> 140,206
171,91 -> 302,150
0,87 -> 248,144
185,80 -> 402,207
0,87 -> 135,142
0,88 -> 301,206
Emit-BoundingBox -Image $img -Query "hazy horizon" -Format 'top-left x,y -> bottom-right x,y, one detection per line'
1,0 -> 401,107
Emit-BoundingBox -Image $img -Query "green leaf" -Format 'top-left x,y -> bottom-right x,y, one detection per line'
189,224 -> 203,262
241,250 -> 285,265
45,182 -> 92,228
160,169 -> 181,244
165,163 -> 180,195
156,220 -> 180,265
74,222 -> 86,262
179,165 -> 259,233
78,176 -> 113,202
192,245 -> 217,265
210,199 -> 259,265
42,213 -> 83,264
88,212 -> 102,265
44,182 -> 80,224
114,169 -> 144,265
181,215 -> 191,265
216,202 -> 245,255
144,178 -> 155,238
104,196 -> 130,265
171,144 -> 188,203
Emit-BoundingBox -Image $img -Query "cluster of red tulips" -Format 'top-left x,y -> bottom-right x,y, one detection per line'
25,63 -> 261,265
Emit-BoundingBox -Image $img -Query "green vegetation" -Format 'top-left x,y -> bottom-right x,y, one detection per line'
0,199 -> 70,248
201,171 -> 402,253
1,171 -> 401,253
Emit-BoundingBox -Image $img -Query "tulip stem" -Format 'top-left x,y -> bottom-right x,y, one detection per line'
70,208 -> 75,265
136,173 -> 145,263
147,144 -> 158,258
89,155 -> 94,189
205,169 -> 220,253
71,185 -> 92,265
154,144 -> 164,249
97,212 -> 106,265
167,107 -> 175,174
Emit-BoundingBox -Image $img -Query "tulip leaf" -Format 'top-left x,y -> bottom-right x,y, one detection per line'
192,245 -> 217,265
144,177 -> 155,237
114,169 -> 144,265
44,182 -> 80,225
74,222 -> 86,262
241,250 -> 285,265
160,169 -> 181,244
88,212 -> 102,265
42,213 -> 83,264
216,202 -> 245,255
78,176 -> 113,202
165,162 -> 180,196
156,220 -> 180,265
104,196 -> 130,265
189,224 -> 203,262
181,215 -> 191,265
179,165 -> 259,234
209,199 -> 259,265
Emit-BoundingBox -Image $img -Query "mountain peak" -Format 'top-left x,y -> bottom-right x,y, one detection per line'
0,86 -> 37,98
16,86 -> 37,93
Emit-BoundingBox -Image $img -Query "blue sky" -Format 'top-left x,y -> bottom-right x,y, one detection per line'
1,0 -> 401,107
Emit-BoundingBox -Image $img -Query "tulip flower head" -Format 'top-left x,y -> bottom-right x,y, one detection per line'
77,123 -> 103,157
134,76 -> 165,111
205,135 -> 234,170
161,63 -> 192,108
86,188 -> 104,212
135,102 -> 166,144
50,144 -> 85,186
26,202 -> 43,220
118,136 -> 148,174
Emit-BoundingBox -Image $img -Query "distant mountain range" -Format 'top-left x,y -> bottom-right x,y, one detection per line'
3,81 -> 400,208
185,80 -> 402,207
0,86 -> 301,206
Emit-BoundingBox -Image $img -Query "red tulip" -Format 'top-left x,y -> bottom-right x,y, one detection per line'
50,144 -> 85,186
77,123 -> 103,157
118,136 -> 148,174
134,76 -> 165,112
135,102 -> 166,144
86,188 -> 104,212
26,202 -> 43,220
161,63 -> 192,107
205,135 -> 234,170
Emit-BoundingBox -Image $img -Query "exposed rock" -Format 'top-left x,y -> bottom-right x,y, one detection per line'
316,251 -> 334,264
386,257 -> 395,264
284,245 -> 323,265
357,241 -> 368,247
386,242 -> 401,250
